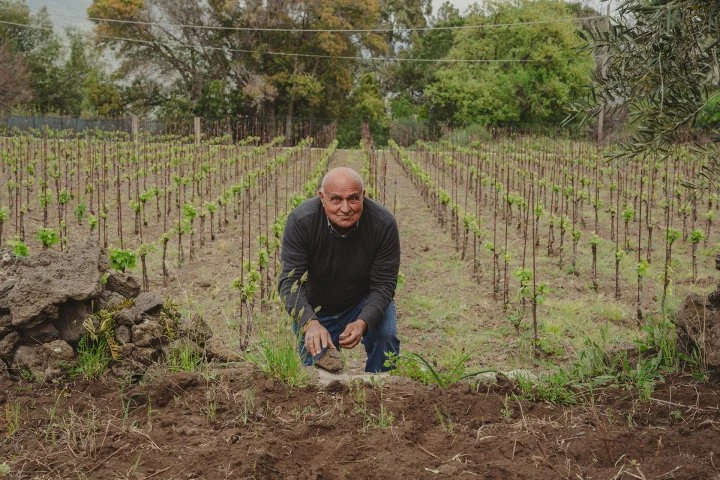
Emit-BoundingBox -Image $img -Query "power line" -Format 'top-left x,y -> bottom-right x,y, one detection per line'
0,19 -> 587,63
77,12 -> 604,33
0,6 -> 603,34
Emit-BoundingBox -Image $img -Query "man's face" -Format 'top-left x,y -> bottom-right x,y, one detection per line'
319,175 -> 364,232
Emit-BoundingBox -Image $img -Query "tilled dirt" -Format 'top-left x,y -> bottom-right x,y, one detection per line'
2,369 -> 720,479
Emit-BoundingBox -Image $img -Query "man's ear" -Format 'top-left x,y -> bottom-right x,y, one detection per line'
318,190 -> 325,202
362,189 -> 366,197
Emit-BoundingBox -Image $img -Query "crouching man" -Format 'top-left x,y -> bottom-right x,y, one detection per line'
278,167 -> 400,372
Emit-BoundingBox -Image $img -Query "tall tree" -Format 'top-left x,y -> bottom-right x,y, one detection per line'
87,0 -> 389,120
423,0 -> 594,128
389,2 -> 464,119
338,72 -> 389,147
0,43 -> 31,108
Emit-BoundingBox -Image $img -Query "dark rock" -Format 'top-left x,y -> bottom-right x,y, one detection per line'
44,339 -> 75,360
180,313 -> 212,347
115,325 -> 131,344
0,277 -> 15,311
204,337 -> 242,362
23,323 -> 60,343
314,348 -> 343,373
120,342 -> 136,358
0,248 -> 16,266
133,292 -> 164,315
97,290 -> 126,311
105,272 -> 141,299
8,239 -> 104,327
0,331 -> 20,360
132,319 -> 166,348
125,372 -> 198,408
13,340 -> 75,380
57,301 -> 92,344
0,314 -> 11,337
113,308 -> 139,327
675,293 -> 720,370
708,285 -> 720,311
128,346 -> 162,366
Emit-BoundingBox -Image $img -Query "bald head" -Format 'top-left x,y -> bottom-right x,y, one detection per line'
321,167 -> 364,194
319,167 -> 365,233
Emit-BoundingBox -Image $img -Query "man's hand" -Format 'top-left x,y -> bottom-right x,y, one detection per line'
339,319 -> 367,349
304,319 -> 334,357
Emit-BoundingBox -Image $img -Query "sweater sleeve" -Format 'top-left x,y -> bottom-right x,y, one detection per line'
358,218 -> 401,330
278,211 -> 316,328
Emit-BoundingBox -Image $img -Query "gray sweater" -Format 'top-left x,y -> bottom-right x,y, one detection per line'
278,196 -> 400,330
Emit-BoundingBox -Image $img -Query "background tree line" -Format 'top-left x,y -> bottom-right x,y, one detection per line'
0,0 -> 599,146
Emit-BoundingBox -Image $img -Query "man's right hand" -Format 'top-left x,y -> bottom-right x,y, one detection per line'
304,319 -> 334,357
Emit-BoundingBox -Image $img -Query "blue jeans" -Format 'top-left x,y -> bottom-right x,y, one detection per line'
294,300 -> 400,373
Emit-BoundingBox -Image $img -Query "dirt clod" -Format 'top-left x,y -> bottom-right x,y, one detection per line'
314,348 -> 343,373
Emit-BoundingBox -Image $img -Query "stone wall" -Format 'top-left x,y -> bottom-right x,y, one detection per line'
0,238 -> 226,380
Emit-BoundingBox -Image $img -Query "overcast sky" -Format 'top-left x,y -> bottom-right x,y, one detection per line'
28,1 -> 480,30
27,0 -> 609,29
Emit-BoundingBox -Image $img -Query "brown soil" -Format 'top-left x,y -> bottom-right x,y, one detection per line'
3,371 -> 720,479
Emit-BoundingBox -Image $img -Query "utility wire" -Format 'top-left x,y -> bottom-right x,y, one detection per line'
74,12 -> 605,33
0,6 -> 603,34
0,19 -> 587,63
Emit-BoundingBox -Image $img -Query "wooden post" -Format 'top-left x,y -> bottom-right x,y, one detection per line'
131,115 -> 139,143
194,116 -> 201,145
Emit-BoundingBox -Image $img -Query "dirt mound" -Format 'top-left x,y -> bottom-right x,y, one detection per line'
2,369 -> 719,479
675,254 -> 720,371
0,239 -> 215,380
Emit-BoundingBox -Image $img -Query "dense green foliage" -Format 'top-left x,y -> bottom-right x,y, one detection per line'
422,0 -> 594,127
0,0 -> 122,115
1,0 -> 600,139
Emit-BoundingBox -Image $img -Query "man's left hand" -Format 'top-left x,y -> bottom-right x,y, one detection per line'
339,319 -> 367,349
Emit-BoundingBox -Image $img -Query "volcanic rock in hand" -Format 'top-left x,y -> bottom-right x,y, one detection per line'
315,348 -> 343,373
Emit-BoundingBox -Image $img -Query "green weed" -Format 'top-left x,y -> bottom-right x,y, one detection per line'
239,389 -> 255,425
350,380 -> 395,430
206,387 -> 218,420
4,401 -> 21,437
71,336 -> 111,379
434,405 -> 456,434
247,329 -> 307,387
385,351 -> 495,388
516,370 -> 577,405
167,341 -> 203,373
501,395 -> 514,419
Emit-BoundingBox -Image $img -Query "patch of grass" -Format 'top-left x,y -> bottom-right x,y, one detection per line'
434,404 -> 456,433
349,379 -> 395,430
410,293 -> 440,311
516,370 -> 577,405
167,340 -> 204,373
4,401 -> 21,437
247,327 -> 307,387
515,309 -> 687,405
70,336 -> 111,379
239,389 -> 256,425
590,301 -> 631,323
386,350 -> 495,388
